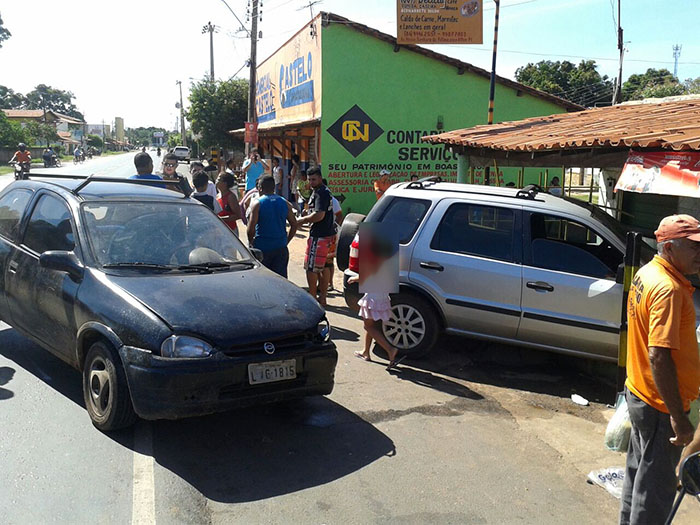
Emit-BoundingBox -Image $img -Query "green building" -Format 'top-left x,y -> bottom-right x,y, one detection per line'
237,12 -> 579,214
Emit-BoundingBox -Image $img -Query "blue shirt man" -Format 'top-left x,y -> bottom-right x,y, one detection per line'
129,152 -> 166,188
246,175 -> 297,278
242,149 -> 268,192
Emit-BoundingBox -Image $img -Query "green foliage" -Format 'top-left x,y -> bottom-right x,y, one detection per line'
515,60 -> 613,107
24,84 -> 84,120
683,77 -> 700,95
0,13 -> 11,48
23,120 -> 59,146
87,134 -> 103,148
167,133 -> 181,149
0,110 -> 27,147
0,85 -> 25,108
187,77 -> 247,150
621,69 -> 682,101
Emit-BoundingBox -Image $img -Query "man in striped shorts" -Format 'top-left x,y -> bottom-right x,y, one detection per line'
298,167 -> 336,307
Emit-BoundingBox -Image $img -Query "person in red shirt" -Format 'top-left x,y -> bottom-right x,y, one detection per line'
10,143 -> 31,165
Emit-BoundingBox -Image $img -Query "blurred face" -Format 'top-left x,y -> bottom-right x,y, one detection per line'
215,174 -> 228,193
665,238 -> 700,275
308,173 -> 322,189
163,160 -> 178,177
190,164 -> 203,176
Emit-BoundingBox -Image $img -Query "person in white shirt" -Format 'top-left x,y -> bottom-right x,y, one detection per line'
272,157 -> 284,196
191,172 -> 223,213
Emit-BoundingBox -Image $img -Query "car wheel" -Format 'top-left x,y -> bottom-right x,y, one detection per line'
383,293 -> 440,359
336,213 -> 365,271
82,340 -> 137,431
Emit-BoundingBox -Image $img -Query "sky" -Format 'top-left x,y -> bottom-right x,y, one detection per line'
1,0 -> 698,130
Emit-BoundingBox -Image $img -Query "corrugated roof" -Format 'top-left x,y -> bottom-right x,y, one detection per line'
2,108 -> 85,124
321,12 -> 582,112
423,97 -> 700,152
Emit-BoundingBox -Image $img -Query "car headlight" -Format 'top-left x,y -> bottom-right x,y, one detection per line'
161,335 -> 213,358
316,317 -> 331,343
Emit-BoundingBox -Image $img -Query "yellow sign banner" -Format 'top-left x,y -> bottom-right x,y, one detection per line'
255,19 -> 322,127
397,0 -> 483,44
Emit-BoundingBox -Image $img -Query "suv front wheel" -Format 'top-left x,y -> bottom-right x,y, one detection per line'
383,293 -> 440,359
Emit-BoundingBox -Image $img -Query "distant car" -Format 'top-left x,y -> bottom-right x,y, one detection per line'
172,146 -> 190,164
0,175 -> 337,431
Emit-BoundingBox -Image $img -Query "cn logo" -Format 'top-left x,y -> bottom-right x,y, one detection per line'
342,121 -> 370,142
327,105 -> 384,158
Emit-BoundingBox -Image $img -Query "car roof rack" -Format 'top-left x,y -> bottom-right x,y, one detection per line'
18,173 -> 192,198
406,176 -> 443,189
404,178 -> 546,202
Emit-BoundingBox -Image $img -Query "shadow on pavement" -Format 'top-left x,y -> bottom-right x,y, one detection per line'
396,335 -> 617,405
389,365 -> 483,400
330,325 -> 360,342
150,396 -> 395,503
0,326 -> 84,407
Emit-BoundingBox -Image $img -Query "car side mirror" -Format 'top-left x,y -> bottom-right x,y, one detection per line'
249,248 -> 264,262
680,451 -> 700,496
616,263 -> 625,284
39,251 -> 85,282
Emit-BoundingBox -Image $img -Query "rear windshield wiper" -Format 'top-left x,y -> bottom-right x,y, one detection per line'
103,262 -> 177,271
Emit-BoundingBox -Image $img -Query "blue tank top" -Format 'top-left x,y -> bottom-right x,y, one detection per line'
254,195 -> 288,252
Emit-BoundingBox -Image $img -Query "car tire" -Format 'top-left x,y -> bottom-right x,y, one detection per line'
82,340 -> 137,431
383,293 -> 440,359
336,213 -> 365,271
343,272 -> 361,313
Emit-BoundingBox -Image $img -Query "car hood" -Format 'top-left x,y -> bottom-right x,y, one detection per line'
105,267 -> 324,348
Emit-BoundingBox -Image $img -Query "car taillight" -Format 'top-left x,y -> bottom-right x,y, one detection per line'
349,234 -> 360,273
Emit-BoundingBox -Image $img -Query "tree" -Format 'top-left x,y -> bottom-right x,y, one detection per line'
683,77 -> 700,95
187,78 -> 248,150
87,134 -> 103,148
125,126 -> 169,147
24,84 -> 84,120
167,133 -> 181,149
0,85 -> 25,108
0,110 -> 27,147
515,60 -> 613,107
621,68 -> 682,101
0,13 -> 11,48
23,121 -> 59,146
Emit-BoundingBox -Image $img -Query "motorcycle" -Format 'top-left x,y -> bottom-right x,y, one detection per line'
10,161 -> 31,180
666,451 -> 700,523
43,154 -> 61,168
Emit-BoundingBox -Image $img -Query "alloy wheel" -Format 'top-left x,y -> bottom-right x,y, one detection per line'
383,304 -> 426,350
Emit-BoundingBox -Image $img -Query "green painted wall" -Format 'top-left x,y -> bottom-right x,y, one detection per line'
321,23 -> 571,214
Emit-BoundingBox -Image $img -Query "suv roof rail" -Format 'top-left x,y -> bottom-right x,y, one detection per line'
404,179 -> 546,202
406,176 -> 442,189
515,184 -> 543,200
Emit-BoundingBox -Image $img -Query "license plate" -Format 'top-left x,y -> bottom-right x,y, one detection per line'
248,359 -> 297,385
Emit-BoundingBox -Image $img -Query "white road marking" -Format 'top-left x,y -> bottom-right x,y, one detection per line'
132,421 -> 156,525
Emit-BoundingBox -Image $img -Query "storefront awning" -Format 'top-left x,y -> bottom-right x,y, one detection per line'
229,118 -> 320,138
615,151 -> 700,198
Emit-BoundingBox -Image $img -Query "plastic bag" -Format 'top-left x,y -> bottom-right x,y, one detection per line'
587,467 -> 625,499
605,393 -> 631,452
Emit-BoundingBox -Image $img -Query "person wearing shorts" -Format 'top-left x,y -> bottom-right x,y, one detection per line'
299,167 -> 335,307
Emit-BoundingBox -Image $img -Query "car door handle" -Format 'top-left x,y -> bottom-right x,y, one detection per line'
419,261 -> 444,271
526,281 -> 554,292
8,261 -> 18,274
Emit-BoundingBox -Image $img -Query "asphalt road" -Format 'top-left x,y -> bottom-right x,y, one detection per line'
1,152 -> 699,524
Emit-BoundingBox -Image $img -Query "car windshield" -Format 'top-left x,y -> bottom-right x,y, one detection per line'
82,201 -> 251,269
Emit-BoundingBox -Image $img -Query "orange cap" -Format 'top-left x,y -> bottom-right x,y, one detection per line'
654,214 -> 700,242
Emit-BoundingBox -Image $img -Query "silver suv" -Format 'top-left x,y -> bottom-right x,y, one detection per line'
340,179 -> 695,362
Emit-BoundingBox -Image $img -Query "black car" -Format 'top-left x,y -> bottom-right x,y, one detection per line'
0,175 -> 337,430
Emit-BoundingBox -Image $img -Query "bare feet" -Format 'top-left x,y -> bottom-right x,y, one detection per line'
354,351 -> 371,362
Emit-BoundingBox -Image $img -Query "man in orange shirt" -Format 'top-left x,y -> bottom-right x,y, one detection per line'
9,142 -> 31,165
620,215 -> 700,525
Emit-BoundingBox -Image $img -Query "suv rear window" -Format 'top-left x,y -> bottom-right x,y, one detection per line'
368,197 -> 430,244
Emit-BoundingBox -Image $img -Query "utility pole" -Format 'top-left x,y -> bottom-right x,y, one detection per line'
487,0 -> 500,126
246,0 -> 259,154
673,44 -> 682,79
202,22 -> 216,81
176,80 -> 187,147
613,0 -> 623,105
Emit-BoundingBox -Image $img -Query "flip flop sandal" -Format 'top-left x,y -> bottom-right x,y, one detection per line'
354,351 -> 371,362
